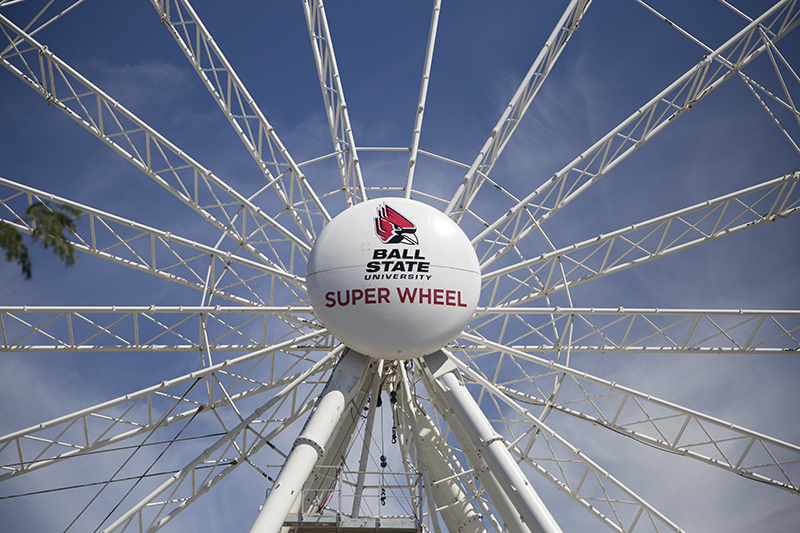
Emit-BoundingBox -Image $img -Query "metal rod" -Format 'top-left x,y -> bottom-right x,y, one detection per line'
249,349 -> 372,533
423,351 -> 562,533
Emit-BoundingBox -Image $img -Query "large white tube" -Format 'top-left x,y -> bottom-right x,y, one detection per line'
425,351 -> 562,533
249,349 -> 371,533
407,400 -> 486,533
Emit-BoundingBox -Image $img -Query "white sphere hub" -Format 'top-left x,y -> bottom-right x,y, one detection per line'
307,198 -> 480,359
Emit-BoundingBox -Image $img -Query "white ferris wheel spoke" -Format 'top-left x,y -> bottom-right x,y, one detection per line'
403,0 -> 442,200
463,307 -> 800,355
420,351 -> 565,533
302,0 -> 367,207
444,0 -> 593,221
150,0 -> 331,237
635,0 -> 800,156
105,348 -> 338,533
455,333 -> 800,497
0,331 -> 334,482
394,363 -> 497,533
480,171 -> 800,306
443,352 -> 684,533
472,0 -> 800,269
0,177 -> 308,306
0,13 -> 313,271
0,306 -> 322,353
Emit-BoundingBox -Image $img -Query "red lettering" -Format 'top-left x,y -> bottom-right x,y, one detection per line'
397,287 -> 417,303
325,291 -> 336,308
433,289 -> 444,305
352,289 -> 363,304
378,287 -> 390,303
337,290 -> 350,306
365,288 -> 376,304
446,290 -> 456,306
418,288 -> 431,304
457,291 -> 467,307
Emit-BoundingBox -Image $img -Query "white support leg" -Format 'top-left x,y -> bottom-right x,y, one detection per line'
404,390 -> 486,533
350,359 -> 383,518
249,349 -> 372,533
421,366 -> 533,533
422,351 -> 563,533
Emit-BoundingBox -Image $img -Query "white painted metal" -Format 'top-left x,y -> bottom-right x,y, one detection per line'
404,0 -> 441,199
401,385 -> 487,533
249,349 -> 372,533
445,0 -> 592,220
481,171 -> 800,307
350,360 -> 383,518
446,352 -> 684,532
472,0 -> 800,267
0,177 -> 306,301
422,351 -> 562,533
0,12 -> 314,267
0,2 -> 798,532
306,198 -> 480,359
2,305 -> 798,354
456,333 -> 800,494
152,0 -> 331,233
103,348 -> 340,532
303,0 -> 367,206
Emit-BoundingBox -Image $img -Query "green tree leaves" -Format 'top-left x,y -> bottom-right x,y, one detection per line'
0,202 -> 81,279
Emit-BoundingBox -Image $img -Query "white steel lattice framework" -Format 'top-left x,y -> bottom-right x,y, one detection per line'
0,1 -> 799,532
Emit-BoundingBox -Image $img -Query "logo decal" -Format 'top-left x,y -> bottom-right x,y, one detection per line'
375,204 -> 418,245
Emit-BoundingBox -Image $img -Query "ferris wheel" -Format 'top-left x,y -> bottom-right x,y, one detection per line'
1,0 -> 799,531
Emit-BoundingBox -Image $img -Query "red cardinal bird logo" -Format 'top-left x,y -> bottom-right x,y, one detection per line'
375,204 -> 418,245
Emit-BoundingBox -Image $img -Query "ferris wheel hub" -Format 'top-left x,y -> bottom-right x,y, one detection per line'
307,198 -> 480,359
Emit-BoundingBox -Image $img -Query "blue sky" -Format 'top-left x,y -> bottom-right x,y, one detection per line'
1,0 -> 799,531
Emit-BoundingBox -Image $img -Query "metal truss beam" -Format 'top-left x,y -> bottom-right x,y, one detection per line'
0,177 -> 307,306
0,331 -> 333,484
480,171 -> 800,307
250,349 -> 372,533
0,13 -> 312,273
150,0 -> 330,234
0,306 -> 318,352
399,372 -> 488,533
403,0 -> 442,199
297,356 -> 376,519
472,0 -> 800,268
464,307 -> 800,355
446,353 -> 683,533
422,351 -> 564,533
635,0 -> 800,155
457,333 -> 800,496
445,0 -> 592,220
106,349 -> 338,533
302,0 -> 366,206
0,0 -> 86,49
397,363 -> 509,533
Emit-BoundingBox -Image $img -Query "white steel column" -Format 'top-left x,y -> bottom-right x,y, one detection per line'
422,351 -> 563,533
249,349 -> 372,533
403,390 -> 486,533
420,361 -> 533,533
350,359 -> 383,518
